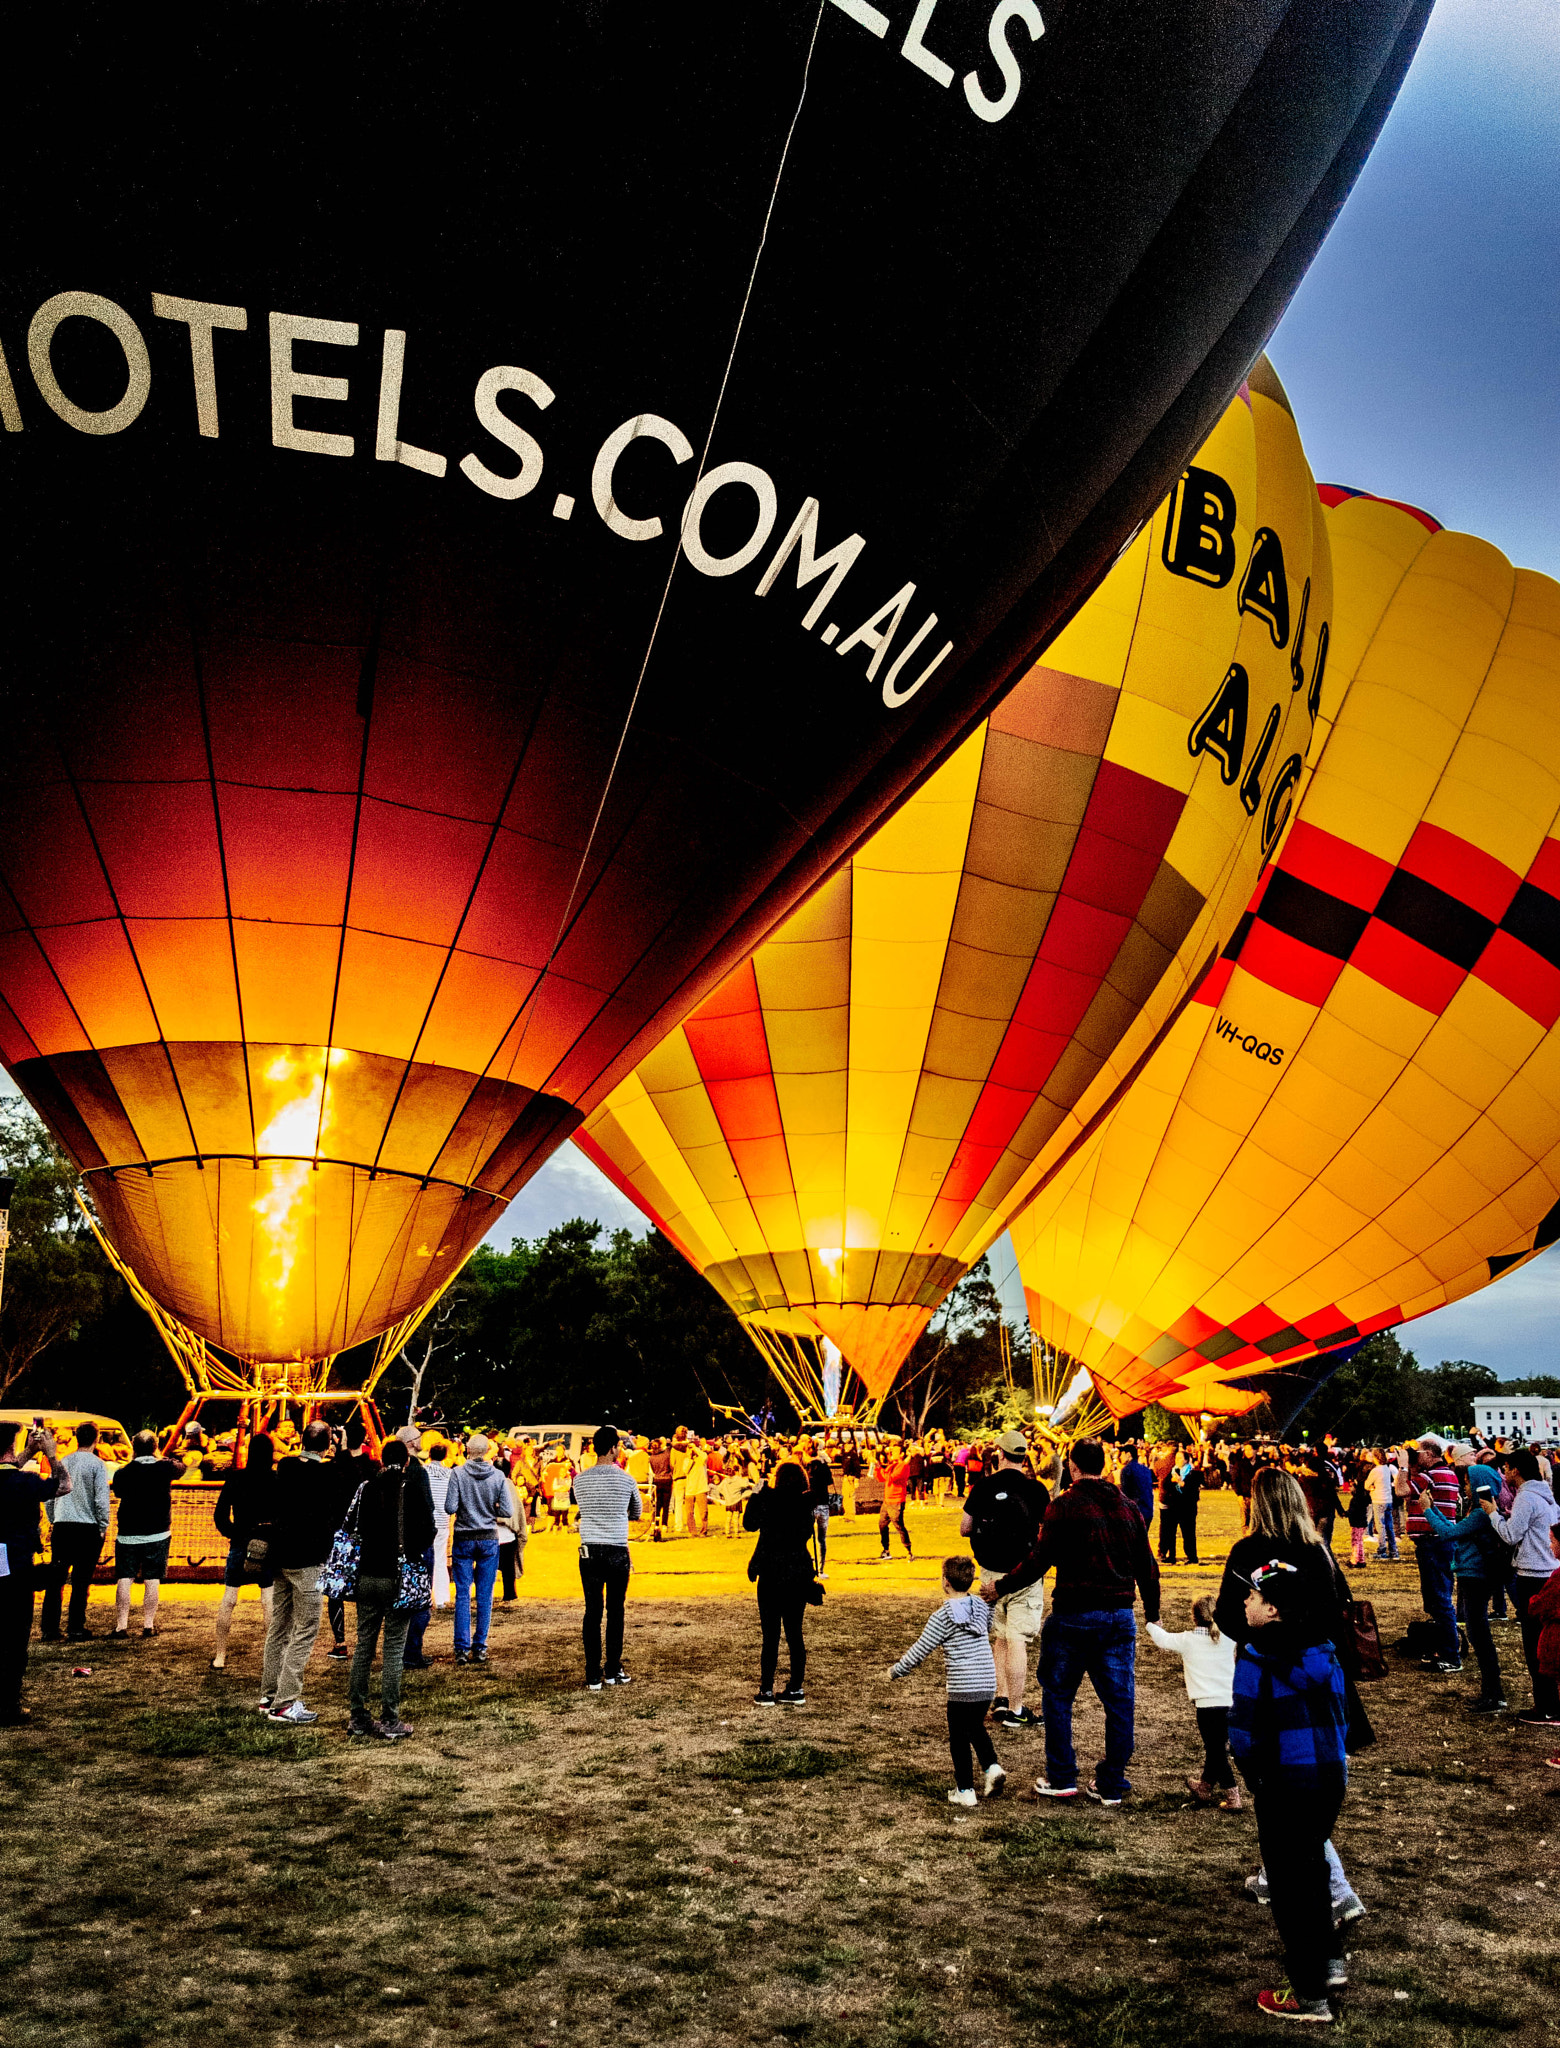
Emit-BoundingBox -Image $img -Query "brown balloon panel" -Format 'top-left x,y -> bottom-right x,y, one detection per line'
8,1039 -> 578,1360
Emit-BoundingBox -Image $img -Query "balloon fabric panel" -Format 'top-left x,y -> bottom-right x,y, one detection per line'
579,371 -> 1331,1394
1010,493 -> 1560,1418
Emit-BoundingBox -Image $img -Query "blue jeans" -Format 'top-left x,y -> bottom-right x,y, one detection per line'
1414,1536 -> 1457,1662
452,1538 -> 498,1653
1039,1607 -> 1137,1798
1374,1504 -> 1397,1560
402,1545 -> 437,1664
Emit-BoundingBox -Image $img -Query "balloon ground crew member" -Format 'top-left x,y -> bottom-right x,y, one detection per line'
1230,1559 -> 1349,2025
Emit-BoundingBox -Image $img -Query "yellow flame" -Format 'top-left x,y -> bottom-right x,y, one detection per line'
250,1048 -> 349,1338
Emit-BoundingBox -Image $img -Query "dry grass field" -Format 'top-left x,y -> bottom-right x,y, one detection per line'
2,1493 -> 1556,2048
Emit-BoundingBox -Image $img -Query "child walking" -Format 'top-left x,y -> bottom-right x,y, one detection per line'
1147,1595 -> 1240,1809
888,1556 -> 1005,1808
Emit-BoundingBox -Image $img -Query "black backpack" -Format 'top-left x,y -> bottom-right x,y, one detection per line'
969,1478 -> 1042,1571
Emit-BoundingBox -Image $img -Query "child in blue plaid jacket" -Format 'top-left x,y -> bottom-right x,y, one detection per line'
1230,1558 -> 1348,2026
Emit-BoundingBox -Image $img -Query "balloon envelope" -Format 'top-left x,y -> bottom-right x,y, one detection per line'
0,5 -> 1428,1359
578,367 -> 1331,1393
1010,491 -> 1560,1419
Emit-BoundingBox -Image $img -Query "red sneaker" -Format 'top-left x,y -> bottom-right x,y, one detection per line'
1257,1986 -> 1332,2024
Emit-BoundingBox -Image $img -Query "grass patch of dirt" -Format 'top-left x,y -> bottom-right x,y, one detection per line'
4,1495 -> 1557,2048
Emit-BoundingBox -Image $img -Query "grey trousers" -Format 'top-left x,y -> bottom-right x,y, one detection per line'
262,1565 -> 323,1702
349,1576 -> 411,1719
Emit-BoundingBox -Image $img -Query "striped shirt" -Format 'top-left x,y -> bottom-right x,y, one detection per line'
891,1593 -> 997,1701
572,1460 -> 642,1548
1406,1459 -> 1460,1539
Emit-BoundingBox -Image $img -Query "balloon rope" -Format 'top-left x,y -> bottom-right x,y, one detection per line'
499,2 -> 831,1083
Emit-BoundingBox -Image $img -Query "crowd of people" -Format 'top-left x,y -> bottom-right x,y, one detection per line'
1,1410 -> 1557,2024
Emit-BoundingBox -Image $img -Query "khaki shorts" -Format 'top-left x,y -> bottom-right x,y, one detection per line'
989,1578 -> 1045,1647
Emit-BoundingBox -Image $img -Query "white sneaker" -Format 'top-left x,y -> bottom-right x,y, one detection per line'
946,1787 -> 978,1808
983,1763 -> 1006,1799
266,1700 -> 319,1725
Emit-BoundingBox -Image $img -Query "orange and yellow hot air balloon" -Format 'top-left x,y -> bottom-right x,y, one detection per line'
578,365 -> 1332,1408
1009,488 -> 1560,1421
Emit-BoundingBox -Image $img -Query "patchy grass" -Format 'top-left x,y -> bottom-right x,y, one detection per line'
4,1495 -> 1557,2047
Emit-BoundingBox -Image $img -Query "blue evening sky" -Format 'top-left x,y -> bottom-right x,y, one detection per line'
5,2 -> 1555,1378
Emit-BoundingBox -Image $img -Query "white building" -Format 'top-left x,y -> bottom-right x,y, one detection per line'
1473,1398 -> 1560,1441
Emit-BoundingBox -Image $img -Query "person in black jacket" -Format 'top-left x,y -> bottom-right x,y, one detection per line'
744,1463 -> 816,1707
1214,1465 -> 1367,1932
110,1432 -> 184,1638
259,1421 -> 355,1725
211,1434 -> 276,1671
347,1440 -> 435,1741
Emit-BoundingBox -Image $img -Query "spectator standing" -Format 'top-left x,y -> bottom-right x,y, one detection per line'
1155,1449 -> 1184,1566
1481,1449 -> 1560,1728
648,1439 -> 674,1536
888,1554 -> 1005,1807
1118,1444 -> 1155,1530
347,1438 -> 435,1740
1231,1561 -> 1350,2023
0,1422 -> 72,1723
426,1441 -> 454,1607
1407,1435 -> 1462,1672
1215,1466 -> 1366,1930
210,1433 -> 276,1670
804,1440 -> 833,1575
573,1425 -> 642,1689
444,1433 -> 517,1666
624,1435 -> 652,1538
1179,1453 -> 1205,1565
874,1445 -> 915,1562
260,1419 -> 352,1724
41,1421 -> 111,1641
960,1430 -> 1049,1729
685,1437 -> 711,1537
744,1463 -> 816,1706
1421,1456 -> 1511,1711
986,1440 -> 1159,1805
395,1425 -> 441,1672
1345,1466 -> 1371,1569
1367,1453 -> 1398,1560
669,1428 -> 692,1535
110,1431 -> 183,1638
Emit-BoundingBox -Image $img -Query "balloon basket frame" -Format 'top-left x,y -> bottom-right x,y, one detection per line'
740,1320 -> 886,1430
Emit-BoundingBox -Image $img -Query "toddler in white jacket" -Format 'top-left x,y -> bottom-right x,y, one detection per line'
1147,1595 -> 1240,1809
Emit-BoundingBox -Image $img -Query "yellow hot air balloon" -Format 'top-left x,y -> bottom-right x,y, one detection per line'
577,365 -> 1331,1413
1009,488 -> 1560,1422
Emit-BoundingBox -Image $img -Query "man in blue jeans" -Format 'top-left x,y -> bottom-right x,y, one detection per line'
983,1439 -> 1160,1805
443,1434 -> 518,1665
1406,1434 -> 1461,1671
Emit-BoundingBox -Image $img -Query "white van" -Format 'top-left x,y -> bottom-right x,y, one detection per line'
505,1423 -> 601,1466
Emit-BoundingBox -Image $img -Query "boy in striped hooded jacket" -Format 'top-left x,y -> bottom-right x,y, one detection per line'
1230,1558 -> 1348,2026
889,1556 -> 1005,1809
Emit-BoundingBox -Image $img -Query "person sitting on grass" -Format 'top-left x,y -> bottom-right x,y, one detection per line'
888,1554 -> 1005,1810
1147,1594 -> 1240,1810
1230,1560 -> 1349,2026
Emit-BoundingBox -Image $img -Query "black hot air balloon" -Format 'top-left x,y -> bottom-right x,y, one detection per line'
0,2 -> 1430,1362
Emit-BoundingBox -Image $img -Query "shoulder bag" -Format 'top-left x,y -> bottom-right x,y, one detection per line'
318,1481 -> 367,1601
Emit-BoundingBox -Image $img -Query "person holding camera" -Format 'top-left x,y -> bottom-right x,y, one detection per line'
0,1419 -> 73,1724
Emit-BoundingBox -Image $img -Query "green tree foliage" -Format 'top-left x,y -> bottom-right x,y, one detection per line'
390,1221 -> 772,1434
1142,1402 -> 1189,1445
890,1258 -> 1010,1434
1271,1330 -> 1424,1443
1501,1374 -> 1560,1398
0,1098 -> 114,1400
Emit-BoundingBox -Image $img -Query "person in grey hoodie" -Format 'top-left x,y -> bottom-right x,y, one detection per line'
572,1425 -> 642,1689
443,1435 -> 518,1665
41,1422 -> 112,1640
1482,1449 -> 1560,1727
888,1554 -> 1005,1808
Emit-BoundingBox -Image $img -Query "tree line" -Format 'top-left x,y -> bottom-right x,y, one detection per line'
0,1095 -> 1549,1440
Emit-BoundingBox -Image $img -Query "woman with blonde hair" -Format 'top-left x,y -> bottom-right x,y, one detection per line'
1215,1461 -> 1366,1943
